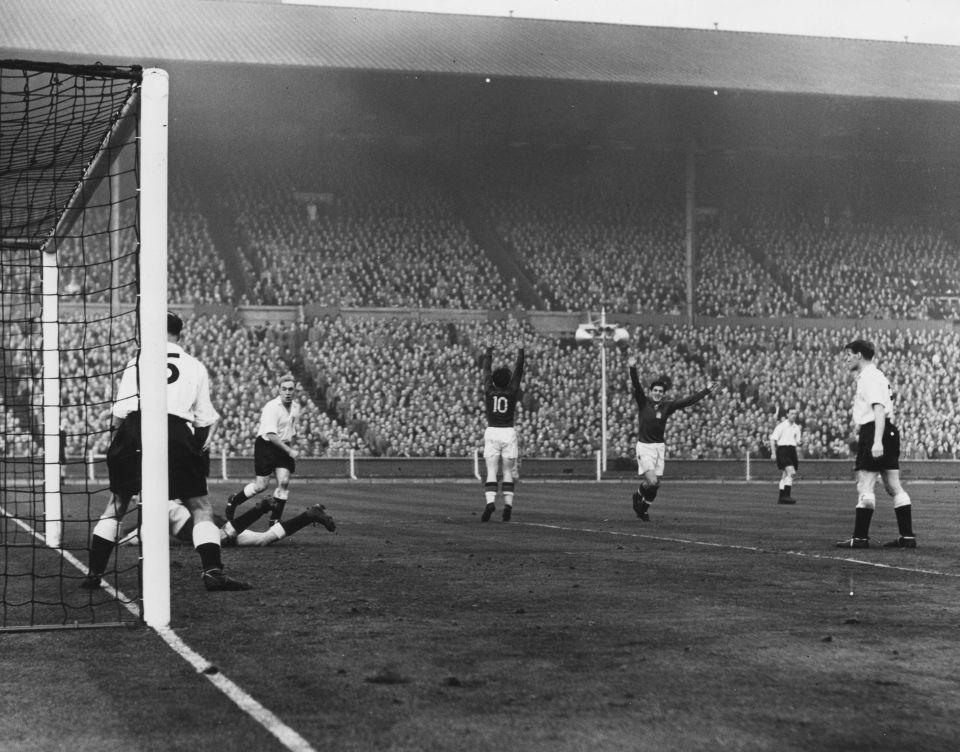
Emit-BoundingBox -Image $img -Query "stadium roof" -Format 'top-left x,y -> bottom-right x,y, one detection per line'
4,0 -> 960,102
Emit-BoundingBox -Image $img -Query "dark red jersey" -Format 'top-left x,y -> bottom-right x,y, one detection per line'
483,348 -> 524,428
630,366 -> 709,443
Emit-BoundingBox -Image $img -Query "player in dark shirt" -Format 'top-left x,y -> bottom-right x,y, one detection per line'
480,346 -> 524,522
628,356 -> 718,520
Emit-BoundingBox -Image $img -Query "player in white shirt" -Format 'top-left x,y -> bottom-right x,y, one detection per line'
225,375 -> 301,526
836,339 -> 916,549
769,407 -> 801,504
82,312 -> 250,592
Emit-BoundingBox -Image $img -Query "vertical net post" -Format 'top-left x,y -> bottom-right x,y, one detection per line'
42,250 -> 61,547
139,68 -> 171,629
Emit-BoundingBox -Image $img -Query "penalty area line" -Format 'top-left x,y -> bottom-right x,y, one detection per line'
520,521 -> 960,578
0,508 -> 317,752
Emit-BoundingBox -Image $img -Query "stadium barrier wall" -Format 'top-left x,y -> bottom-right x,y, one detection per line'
60,455 -> 960,483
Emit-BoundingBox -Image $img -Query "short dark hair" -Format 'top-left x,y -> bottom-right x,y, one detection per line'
492,367 -> 511,388
167,311 -> 184,336
650,378 -> 669,391
844,339 -> 875,360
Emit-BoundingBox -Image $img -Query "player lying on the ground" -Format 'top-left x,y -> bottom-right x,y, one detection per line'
118,497 -> 335,547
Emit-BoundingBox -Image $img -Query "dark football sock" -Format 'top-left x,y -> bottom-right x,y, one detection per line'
231,504 -> 270,534
280,512 -> 313,536
853,507 -> 874,539
196,542 -> 222,571
268,498 -> 286,524
894,505 -> 914,537
228,490 -> 249,507
88,534 -> 115,575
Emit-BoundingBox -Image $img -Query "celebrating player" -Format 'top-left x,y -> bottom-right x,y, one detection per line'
480,345 -> 525,522
769,407 -> 801,504
225,374 -> 301,526
628,356 -> 719,521
836,339 -> 917,549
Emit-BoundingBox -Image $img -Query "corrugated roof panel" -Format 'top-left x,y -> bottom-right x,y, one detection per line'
4,0 -> 960,100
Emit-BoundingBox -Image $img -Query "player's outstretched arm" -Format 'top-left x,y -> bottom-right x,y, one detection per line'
673,382 -> 717,410
627,357 -> 644,402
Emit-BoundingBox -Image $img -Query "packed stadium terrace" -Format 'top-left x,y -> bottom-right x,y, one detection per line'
25,312 -> 958,463
8,155 -> 958,462
46,156 -> 960,320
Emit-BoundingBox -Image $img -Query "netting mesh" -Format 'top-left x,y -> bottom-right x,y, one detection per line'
1,61 -> 143,629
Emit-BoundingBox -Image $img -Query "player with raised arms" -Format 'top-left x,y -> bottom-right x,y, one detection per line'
480,345 -> 524,522
628,356 -> 719,521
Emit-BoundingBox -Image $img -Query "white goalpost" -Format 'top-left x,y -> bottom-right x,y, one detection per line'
139,67 -> 172,628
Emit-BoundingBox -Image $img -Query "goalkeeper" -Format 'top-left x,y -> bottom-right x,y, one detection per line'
627,356 -> 719,521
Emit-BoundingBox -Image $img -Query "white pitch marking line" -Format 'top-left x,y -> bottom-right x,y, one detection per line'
521,521 -> 960,578
156,627 -> 317,752
1,507 -> 317,752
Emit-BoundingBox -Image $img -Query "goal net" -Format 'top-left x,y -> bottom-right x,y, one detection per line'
0,61 -> 168,630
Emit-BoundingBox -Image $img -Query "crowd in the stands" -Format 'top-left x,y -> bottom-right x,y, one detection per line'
6,158 -> 960,463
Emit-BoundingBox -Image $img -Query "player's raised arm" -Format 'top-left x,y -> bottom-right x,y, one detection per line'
482,346 -> 493,373
670,382 -> 715,411
510,347 -> 525,389
627,356 -> 644,403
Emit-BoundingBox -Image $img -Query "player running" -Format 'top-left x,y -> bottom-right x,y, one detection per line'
225,375 -> 301,526
480,345 -> 524,522
628,356 -> 719,521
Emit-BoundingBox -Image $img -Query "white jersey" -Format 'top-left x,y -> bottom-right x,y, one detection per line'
113,342 -> 220,428
770,420 -> 801,447
852,362 -> 893,425
257,396 -> 300,442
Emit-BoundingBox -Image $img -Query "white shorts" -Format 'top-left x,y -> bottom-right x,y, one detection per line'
484,426 -> 519,460
636,442 -> 666,476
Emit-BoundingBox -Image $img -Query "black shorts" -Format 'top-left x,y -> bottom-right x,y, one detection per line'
168,416 -> 209,500
253,436 -> 296,477
107,413 -> 208,499
106,412 -> 141,497
775,446 -> 799,471
855,421 -> 901,472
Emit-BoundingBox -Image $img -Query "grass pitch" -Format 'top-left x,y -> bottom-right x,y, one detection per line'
5,479 -> 960,751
